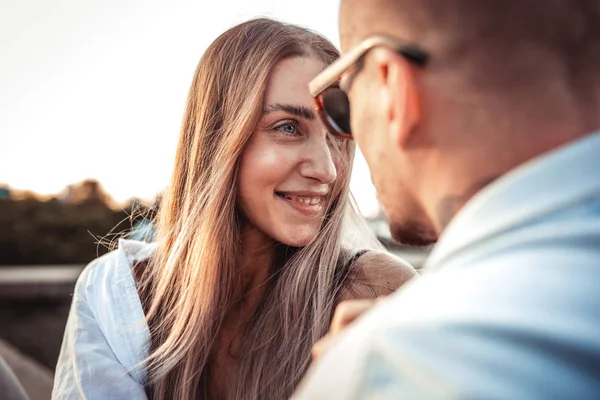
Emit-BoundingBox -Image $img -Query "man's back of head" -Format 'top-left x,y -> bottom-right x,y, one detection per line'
339,0 -> 600,237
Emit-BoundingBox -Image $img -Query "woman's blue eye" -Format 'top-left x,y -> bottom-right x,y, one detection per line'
282,124 -> 296,134
275,121 -> 300,136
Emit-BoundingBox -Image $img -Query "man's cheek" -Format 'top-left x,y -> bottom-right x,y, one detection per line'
351,103 -> 369,142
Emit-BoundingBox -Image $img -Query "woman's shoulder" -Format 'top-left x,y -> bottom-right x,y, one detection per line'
74,239 -> 156,312
340,249 -> 419,301
77,239 -> 155,288
62,239 -> 154,389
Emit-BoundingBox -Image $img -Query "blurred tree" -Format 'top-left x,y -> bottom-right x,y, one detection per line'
0,181 -> 152,265
58,179 -> 116,207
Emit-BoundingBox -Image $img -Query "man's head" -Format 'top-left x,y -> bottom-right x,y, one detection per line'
329,0 -> 600,245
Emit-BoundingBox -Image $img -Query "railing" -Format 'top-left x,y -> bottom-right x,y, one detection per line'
0,265 -> 85,299
387,248 -> 429,269
0,247 -> 428,300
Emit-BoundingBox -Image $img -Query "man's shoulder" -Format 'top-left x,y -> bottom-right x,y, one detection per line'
296,254 -> 600,399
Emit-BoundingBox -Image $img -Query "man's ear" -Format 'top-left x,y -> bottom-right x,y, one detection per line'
371,48 -> 421,149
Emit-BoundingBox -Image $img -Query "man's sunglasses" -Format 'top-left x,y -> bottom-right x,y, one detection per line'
309,35 -> 429,139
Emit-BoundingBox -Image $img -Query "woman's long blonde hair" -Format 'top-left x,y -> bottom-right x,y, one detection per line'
139,18 -> 380,399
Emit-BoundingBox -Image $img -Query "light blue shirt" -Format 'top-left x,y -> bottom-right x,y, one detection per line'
52,240 -> 154,400
294,132 -> 600,399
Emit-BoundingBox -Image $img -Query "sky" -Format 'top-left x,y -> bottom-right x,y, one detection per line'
0,0 -> 380,216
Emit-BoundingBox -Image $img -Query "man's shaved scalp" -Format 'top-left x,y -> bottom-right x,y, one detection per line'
340,0 -> 600,95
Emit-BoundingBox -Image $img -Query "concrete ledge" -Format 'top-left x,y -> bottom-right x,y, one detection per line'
0,339 -> 53,400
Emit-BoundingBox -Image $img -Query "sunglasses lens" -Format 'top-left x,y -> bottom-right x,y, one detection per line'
321,88 -> 351,136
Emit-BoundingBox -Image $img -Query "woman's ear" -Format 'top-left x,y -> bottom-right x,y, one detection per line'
371,48 -> 421,150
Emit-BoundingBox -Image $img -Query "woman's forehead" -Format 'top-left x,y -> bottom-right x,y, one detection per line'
265,56 -> 328,105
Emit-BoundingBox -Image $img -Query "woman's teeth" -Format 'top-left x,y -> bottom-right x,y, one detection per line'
296,196 -> 322,206
278,193 -> 323,206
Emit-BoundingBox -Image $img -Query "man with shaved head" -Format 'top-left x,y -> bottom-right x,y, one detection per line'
295,1 -> 600,398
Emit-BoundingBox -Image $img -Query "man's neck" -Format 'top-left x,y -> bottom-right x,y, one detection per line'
429,124 -> 597,232
434,176 -> 499,230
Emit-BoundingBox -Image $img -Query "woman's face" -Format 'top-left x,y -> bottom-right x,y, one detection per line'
238,55 -> 345,247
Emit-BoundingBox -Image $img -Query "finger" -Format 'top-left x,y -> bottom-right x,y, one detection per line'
330,299 -> 376,334
312,334 -> 335,360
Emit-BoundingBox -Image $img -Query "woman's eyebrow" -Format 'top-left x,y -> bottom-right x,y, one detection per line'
264,103 -> 315,121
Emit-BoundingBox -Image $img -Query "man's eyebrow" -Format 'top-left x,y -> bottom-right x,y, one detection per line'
264,103 -> 315,120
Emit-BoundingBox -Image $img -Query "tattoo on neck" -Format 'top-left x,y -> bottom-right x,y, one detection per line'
436,176 -> 499,229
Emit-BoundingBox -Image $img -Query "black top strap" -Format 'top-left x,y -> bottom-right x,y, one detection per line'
346,249 -> 368,269
335,249 -> 369,291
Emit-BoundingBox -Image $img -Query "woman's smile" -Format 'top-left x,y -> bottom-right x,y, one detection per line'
275,190 -> 328,217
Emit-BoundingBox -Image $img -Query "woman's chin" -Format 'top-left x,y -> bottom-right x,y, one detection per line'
275,228 -> 319,248
276,237 -> 309,248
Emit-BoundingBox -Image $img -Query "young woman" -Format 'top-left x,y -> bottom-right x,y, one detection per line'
52,18 -> 417,400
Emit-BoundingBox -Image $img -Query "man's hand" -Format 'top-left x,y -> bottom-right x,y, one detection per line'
312,298 -> 382,359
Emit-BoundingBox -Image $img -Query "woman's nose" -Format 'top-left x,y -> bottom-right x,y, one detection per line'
298,135 -> 338,184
